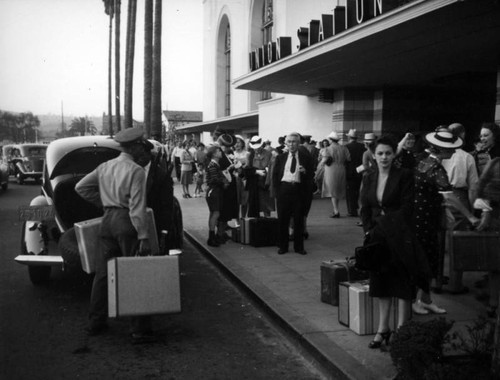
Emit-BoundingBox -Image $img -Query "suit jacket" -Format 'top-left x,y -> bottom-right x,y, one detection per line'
360,166 -> 414,232
345,141 -> 365,180
273,149 -> 314,197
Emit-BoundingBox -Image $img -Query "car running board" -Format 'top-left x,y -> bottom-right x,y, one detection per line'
15,255 -> 63,266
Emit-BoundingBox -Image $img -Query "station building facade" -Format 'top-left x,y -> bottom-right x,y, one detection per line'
180,0 -> 500,147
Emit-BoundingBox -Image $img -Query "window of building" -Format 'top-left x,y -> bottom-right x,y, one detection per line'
261,0 -> 272,101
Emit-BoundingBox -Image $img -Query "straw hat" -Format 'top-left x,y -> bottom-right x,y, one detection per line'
347,129 -> 357,138
364,133 -> 376,143
249,136 -> 264,149
217,133 -> 235,147
425,129 -> 463,150
327,131 -> 340,141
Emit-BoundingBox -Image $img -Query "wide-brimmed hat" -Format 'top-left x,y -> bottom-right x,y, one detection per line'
347,129 -> 357,138
364,133 -> 376,143
327,131 -> 340,141
425,128 -> 463,150
249,136 -> 264,149
234,134 -> 245,142
217,133 -> 234,147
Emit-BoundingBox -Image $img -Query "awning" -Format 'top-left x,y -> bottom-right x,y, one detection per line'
176,111 -> 258,133
234,0 -> 500,96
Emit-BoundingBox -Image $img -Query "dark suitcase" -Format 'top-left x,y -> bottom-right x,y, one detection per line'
231,226 -> 241,243
321,259 -> 368,306
249,217 -> 279,247
450,230 -> 500,271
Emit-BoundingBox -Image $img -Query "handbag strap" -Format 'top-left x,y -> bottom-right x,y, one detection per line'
337,258 -> 353,283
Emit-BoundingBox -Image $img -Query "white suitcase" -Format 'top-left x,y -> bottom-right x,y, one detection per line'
108,255 -> 181,317
74,208 -> 160,274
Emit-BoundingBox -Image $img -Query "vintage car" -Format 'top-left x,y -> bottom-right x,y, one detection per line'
15,135 -> 182,284
3,143 -> 47,184
0,148 -> 9,191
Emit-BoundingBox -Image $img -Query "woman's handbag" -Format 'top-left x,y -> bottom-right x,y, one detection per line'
354,241 -> 388,271
325,156 -> 333,166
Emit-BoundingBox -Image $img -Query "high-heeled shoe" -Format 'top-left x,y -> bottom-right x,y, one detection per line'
368,330 -> 392,349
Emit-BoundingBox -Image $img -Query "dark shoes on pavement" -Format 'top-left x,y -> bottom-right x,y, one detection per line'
295,250 -> 307,255
277,248 -> 288,255
85,323 -> 109,336
131,332 -> 157,345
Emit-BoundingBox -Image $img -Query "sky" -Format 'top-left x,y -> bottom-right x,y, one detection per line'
0,0 -> 203,121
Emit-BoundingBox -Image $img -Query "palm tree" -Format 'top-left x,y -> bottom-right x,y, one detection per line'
150,0 -> 162,141
143,0 -> 153,137
124,0 -> 137,129
103,0 -> 114,136
114,0 -> 121,132
69,117 -> 97,136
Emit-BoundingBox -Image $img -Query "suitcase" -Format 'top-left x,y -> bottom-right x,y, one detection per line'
320,259 -> 368,306
450,230 -> 500,271
108,255 -> 181,317
75,208 -> 160,274
231,226 -> 241,243
339,281 -> 404,335
249,217 -> 279,247
240,217 -> 256,245
74,217 -> 102,273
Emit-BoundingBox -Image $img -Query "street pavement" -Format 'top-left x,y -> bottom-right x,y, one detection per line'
177,185 -> 487,380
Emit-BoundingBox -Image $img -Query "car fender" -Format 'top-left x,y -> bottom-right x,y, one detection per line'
24,195 -> 48,255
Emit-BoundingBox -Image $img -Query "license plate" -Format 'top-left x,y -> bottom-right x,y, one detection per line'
18,205 -> 55,221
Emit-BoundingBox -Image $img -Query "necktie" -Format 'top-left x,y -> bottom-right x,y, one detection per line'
290,153 -> 296,174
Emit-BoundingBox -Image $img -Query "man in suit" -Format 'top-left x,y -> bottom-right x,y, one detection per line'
273,132 -> 314,255
345,129 -> 365,217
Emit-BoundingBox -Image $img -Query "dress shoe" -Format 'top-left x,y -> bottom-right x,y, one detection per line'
368,330 -> 392,349
418,300 -> 446,314
295,250 -> 307,255
330,213 -> 340,218
277,248 -> 288,255
355,221 -> 363,227
131,332 -> 157,345
486,305 -> 497,318
412,301 -> 429,315
85,323 -> 109,336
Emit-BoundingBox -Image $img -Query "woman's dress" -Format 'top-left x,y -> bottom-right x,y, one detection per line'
322,143 -> 350,199
414,156 -> 452,278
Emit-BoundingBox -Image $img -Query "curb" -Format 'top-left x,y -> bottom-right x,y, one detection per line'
184,229 -> 379,380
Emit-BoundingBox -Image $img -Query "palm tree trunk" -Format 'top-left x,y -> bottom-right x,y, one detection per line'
108,10 -> 113,137
114,0 -> 121,132
124,0 -> 137,130
143,0 -> 153,137
151,0 -> 162,141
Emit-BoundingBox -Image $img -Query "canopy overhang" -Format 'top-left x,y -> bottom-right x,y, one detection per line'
234,0 -> 500,96
176,111 -> 259,133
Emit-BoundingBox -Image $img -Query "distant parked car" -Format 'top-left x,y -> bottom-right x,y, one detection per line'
0,147 -> 9,191
5,143 -> 47,184
15,135 -> 182,284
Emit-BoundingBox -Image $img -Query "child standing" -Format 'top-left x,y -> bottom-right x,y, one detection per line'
194,163 -> 205,197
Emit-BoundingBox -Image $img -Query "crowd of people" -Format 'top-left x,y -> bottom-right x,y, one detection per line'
171,122 -> 500,350
82,122 -> 500,346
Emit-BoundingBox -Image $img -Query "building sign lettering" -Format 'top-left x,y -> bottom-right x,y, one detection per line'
249,0 -> 399,72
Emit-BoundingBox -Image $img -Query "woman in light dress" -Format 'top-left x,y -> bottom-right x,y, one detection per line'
321,132 -> 351,217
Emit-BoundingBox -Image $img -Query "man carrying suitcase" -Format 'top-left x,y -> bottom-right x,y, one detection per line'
75,127 -> 156,344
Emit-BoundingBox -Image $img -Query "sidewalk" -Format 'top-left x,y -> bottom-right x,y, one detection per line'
177,185 -> 486,380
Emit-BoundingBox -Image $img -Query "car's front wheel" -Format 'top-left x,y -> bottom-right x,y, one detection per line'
28,266 -> 51,284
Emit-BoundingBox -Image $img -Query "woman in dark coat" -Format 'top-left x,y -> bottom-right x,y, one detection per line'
360,135 -> 418,349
